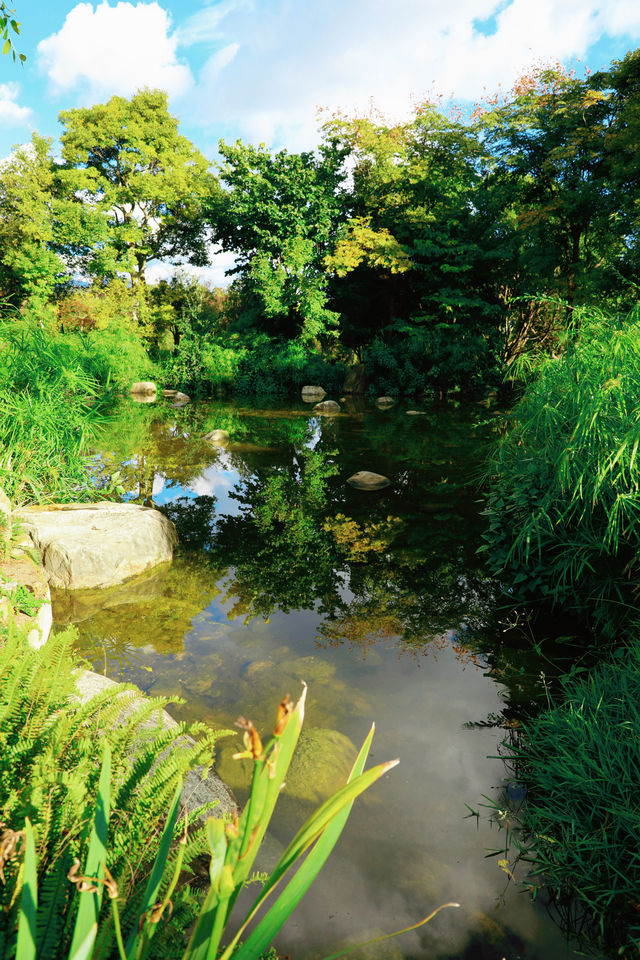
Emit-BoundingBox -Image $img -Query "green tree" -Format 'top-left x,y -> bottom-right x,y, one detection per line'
478,65 -> 616,317
0,134 -> 65,317
58,89 -> 217,288
209,139 -> 348,342
323,105 -> 499,389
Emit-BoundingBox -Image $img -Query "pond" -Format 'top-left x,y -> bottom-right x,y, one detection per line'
54,396 -> 579,960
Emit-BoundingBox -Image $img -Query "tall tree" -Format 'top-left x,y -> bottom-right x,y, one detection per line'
209,140 -> 348,342
58,89 -> 217,288
0,134 -> 64,314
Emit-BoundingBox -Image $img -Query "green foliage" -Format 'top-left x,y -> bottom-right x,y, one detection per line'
58,90 -> 216,287
363,321 -> 497,397
0,2 -> 24,62
0,323 -> 111,504
211,139 -> 347,342
162,331 -> 345,398
0,622 -> 229,959
500,641 -> 640,956
0,135 -> 66,313
483,305 -> 640,636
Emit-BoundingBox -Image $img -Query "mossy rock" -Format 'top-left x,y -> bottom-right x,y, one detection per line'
284,727 -> 357,806
287,655 -> 336,683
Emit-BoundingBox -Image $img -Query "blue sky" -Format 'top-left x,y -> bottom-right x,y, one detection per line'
2,0 -> 640,283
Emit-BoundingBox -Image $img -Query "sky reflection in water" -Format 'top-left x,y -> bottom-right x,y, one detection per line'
61,397 -> 579,960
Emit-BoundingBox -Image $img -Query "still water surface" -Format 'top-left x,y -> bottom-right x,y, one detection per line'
54,397 -> 578,960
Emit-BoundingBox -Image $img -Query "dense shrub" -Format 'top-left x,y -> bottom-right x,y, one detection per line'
483,306 -> 640,636
363,322 -> 498,397
503,642 -> 640,957
162,333 -> 346,398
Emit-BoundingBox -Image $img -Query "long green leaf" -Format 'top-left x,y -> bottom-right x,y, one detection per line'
69,743 -> 111,960
16,819 -> 37,960
125,777 -> 183,959
228,725 -> 377,960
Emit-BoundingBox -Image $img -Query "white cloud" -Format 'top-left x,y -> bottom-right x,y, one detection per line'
0,82 -> 33,125
182,0 -> 640,149
177,0 -> 251,46
38,2 -> 192,102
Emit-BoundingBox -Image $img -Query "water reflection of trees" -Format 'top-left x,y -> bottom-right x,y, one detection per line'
161,440 -> 495,655
85,399 -> 500,658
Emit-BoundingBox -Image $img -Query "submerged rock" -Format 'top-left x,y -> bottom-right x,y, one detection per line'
346,471 -> 391,491
204,429 -> 229,446
18,502 -> 178,590
313,400 -> 340,414
301,385 -> 326,401
283,727 -> 357,807
130,381 -> 157,396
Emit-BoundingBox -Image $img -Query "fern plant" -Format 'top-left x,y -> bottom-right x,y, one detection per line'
0,622 -> 231,959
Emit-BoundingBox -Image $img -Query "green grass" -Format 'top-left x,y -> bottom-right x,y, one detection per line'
501,640 -> 640,956
483,304 -> 640,637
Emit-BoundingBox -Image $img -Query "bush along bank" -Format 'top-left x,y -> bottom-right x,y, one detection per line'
498,644 -> 640,958
482,304 -> 640,957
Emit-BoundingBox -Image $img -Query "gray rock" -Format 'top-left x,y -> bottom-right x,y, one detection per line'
172,391 -> 190,404
162,389 -> 178,397
130,381 -> 157,395
18,502 -> 178,590
406,410 -> 426,415
301,385 -> 326,402
346,471 -> 391,491
204,429 -> 229,446
376,396 -> 395,407
74,670 -> 237,820
313,400 -> 340,414
342,364 -> 367,394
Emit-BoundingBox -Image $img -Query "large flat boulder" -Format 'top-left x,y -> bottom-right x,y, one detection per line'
18,502 -> 178,590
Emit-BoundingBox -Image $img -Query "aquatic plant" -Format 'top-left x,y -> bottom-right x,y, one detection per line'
483,304 -> 640,637
0,622 -> 229,958
496,640 -> 640,956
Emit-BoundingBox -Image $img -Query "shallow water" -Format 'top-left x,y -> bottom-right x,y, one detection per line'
59,396 -> 578,960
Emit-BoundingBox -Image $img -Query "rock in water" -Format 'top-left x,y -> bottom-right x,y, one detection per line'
406,410 -> 426,415
376,396 -> 395,407
204,429 -> 229,445
173,391 -> 190,403
18,502 -> 178,590
347,471 -> 391,491
342,363 -> 367,394
130,381 -> 157,395
313,400 -> 340,414
301,385 -> 326,401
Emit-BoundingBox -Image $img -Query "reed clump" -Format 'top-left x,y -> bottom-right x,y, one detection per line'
483,304 -> 640,637
502,641 -> 640,956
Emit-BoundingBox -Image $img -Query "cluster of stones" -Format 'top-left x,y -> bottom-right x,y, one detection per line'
130,382 -> 190,405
